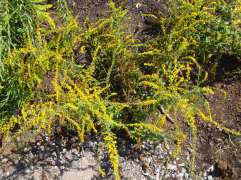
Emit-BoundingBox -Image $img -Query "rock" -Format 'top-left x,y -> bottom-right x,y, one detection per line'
71,160 -> 80,168
45,136 -> 49,141
208,175 -> 214,180
204,171 -> 207,177
181,167 -> 187,174
29,152 -> 34,159
167,164 -> 177,171
25,168 -> 31,174
71,148 -> 78,155
136,3 -> 142,9
65,151 -> 73,160
179,163 -> 185,167
0,169 -> 3,176
177,173 -> 184,178
62,148 -> 67,154
184,172 -> 189,179
40,146 -> 44,151
164,174 -> 170,178
207,165 -> 214,172
159,154 -> 164,159
1,158 -> 8,163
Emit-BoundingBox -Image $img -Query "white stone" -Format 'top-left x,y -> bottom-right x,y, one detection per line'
208,175 -> 214,180
2,158 -> 8,163
167,164 -> 177,171
179,163 -> 185,167
136,3 -> 142,9
25,169 -> 31,174
177,172 -> 184,178
207,165 -> 214,172
184,172 -> 189,179
181,168 -> 187,174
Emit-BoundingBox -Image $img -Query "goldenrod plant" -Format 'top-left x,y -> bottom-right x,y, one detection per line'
0,0 -> 56,120
0,1 -> 240,179
0,2 -> 137,179
0,0 -> 55,61
143,0 -> 240,77
139,0 -> 241,174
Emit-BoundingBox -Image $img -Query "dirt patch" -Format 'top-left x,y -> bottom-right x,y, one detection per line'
196,80 -> 241,179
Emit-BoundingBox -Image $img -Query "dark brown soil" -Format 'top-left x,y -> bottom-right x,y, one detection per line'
196,80 -> 241,179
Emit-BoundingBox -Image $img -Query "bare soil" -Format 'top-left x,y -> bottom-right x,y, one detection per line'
196,80 -> 241,179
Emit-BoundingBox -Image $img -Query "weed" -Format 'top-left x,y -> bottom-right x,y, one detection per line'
0,1 -> 240,180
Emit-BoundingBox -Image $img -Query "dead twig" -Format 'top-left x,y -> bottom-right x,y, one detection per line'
158,106 -> 175,124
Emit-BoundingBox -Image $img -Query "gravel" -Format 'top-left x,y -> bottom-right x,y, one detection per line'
0,134 -> 215,180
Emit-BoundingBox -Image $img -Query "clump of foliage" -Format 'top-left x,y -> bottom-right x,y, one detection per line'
140,0 -> 241,172
0,0 -> 55,61
0,0 -> 240,179
139,0 -> 241,173
0,0 -> 56,120
0,2 -> 154,179
144,0 -> 241,74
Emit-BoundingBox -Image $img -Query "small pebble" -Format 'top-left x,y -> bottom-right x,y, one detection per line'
2,158 -> 8,163
179,163 -> 185,167
136,3 -> 142,8
45,136 -> 49,141
14,159 -> 19,164
181,168 -> 187,174
71,148 -> 78,155
25,169 -> 31,174
208,175 -> 214,180
207,165 -> 214,172
167,164 -> 177,171
65,151 -> 73,160
29,152 -> 34,159
49,160 -> 56,166
159,154 -> 164,159
177,173 -> 184,178
71,160 -> 79,168
40,146 -> 44,151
